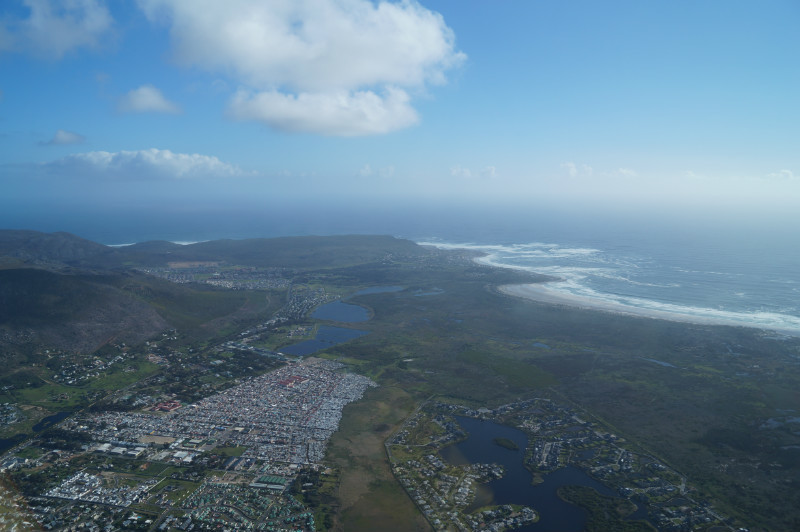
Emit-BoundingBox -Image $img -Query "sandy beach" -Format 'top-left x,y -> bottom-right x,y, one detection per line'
444,242 -> 800,337
499,282 -> 758,330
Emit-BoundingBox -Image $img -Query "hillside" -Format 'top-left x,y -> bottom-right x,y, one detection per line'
0,268 -> 168,355
117,234 -> 427,268
0,230 -> 119,269
0,230 -> 427,270
0,231 -> 428,355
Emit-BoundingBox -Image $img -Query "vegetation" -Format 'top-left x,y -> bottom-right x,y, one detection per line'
213,446 -> 246,458
493,437 -> 519,451
557,485 -> 655,531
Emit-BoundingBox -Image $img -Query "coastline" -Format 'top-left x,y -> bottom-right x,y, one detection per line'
425,241 -> 770,332
499,282 -> 800,337
499,282 -> 728,326
418,240 -> 799,337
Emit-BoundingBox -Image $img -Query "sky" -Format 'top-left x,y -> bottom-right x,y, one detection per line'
1,0 -> 799,237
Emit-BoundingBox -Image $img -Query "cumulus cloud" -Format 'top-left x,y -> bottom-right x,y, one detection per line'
358,164 -> 373,177
42,129 -> 85,145
1,0 -> 113,59
139,0 -> 464,136
449,165 -> 496,180
561,162 -> 577,177
617,167 -> 638,178
561,162 -> 593,178
357,163 -> 394,178
229,87 -> 417,136
765,169 -> 796,180
119,84 -> 181,114
450,165 -> 472,178
46,148 -> 252,179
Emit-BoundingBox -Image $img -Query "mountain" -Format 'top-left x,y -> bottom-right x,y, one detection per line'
0,230 -> 118,269
0,268 -> 169,354
116,234 -> 427,268
0,230 -> 427,270
0,230 -> 428,355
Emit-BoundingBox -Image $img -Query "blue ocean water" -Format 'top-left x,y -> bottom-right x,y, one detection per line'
423,238 -> 800,335
5,202 -> 798,335
413,206 -> 800,335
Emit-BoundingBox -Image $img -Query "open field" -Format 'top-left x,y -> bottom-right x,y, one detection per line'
325,385 -> 430,532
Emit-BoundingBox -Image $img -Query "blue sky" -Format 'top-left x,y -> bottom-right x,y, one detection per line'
2,0 -> 799,232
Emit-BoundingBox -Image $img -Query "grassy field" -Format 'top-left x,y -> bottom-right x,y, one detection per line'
325,385 -> 430,532
213,446 -> 247,458
2,358 -> 160,412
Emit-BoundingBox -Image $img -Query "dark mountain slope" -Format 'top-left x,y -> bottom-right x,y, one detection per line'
0,267 -> 279,354
0,230 -> 427,270
0,268 -> 168,353
117,234 -> 426,268
0,230 -> 118,268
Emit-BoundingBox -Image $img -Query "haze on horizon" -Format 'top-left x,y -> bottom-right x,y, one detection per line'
1,0 -> 799,233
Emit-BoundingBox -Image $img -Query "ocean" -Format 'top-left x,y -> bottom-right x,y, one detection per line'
5,202 -> 799,335
422,238 -> 800,335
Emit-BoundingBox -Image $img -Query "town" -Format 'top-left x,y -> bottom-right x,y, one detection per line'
387,398 -> 737,532
3,357 -> 373,531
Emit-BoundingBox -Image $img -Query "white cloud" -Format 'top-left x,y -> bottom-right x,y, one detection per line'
43,129 -> 85,145
1,0 -> 113,59
561,162 -> 593,178
119,84 -> 181,114
765,169 -> 796,181
359,164 -> 373,177
450,165 -> 472,178
451,165 -> 497,180
357,163 -> 395,178
379,165 -> 395,179
139,0 -> 464,136
684,170 -> 704,180
229,87 -> 417,136
46,148 -> 252,179
562,163 -> 638,179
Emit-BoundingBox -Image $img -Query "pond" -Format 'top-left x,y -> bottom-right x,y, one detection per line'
0,410 -> 73,454
279,326 -> 369,357
32,410 -> 72,432
311,301 -> 369,323
0,433 -> 28,454
440,415 -> 618,532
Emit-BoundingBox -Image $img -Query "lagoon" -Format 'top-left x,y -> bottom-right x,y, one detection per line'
311,301 -> 369,323
280,326 -> 369,357
440,415 -> 617,532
